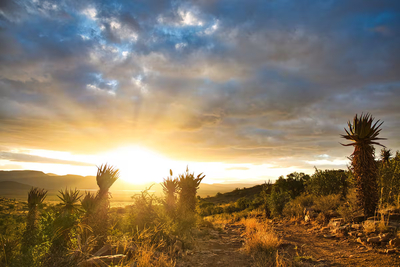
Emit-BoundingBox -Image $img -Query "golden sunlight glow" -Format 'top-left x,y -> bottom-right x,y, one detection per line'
98,146 -> 177,184
0,146 -> 313,185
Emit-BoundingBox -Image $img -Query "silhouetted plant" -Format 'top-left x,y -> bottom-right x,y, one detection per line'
341,113 -> 385,217
45,188 -> 82,266
81,191 -> 97,215
80,191 -> 97,242
177,167 -> 205,214
21,187 -> 48,253
93,164 -> 120,246
161,169 -> 179,217
381,148 -> 392,167
130,185 -> 160,230
58,188 -> 82,217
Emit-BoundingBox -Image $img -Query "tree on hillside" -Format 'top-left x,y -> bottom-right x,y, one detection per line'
381,148 -> 392,167
307,169 -> 349,198
274,172 -> 310,199
378,148 -> 400,205
341,113 -> 385,217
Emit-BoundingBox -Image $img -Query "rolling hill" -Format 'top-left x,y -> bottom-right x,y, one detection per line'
0,170 -> 265,201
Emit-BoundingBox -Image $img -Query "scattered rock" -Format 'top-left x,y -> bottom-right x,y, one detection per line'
389,238 -> 400,247
367,236 -> 380,243
348,231 -> 357,237
352,215 -> 366,223
79,254 -> 126,267
357,237 -> 367,246
385,249 -> 396,254
173,240 -> 183,254
388,213 -> 400,221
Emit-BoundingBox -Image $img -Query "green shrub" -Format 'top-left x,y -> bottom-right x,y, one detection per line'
313,194 -> 341,216
268,187 -> 290,217
274,172 -> 310,199
307,169 -> 350,198
236,197 -> 250,211
283,194 -> 315,218
128,186 -> 161,231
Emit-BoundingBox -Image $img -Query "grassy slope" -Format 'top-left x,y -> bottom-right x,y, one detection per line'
202,184 -> 271,204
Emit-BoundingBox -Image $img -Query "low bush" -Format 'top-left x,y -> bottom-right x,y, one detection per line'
283,194 -> 315,218
268,188 -> 291,218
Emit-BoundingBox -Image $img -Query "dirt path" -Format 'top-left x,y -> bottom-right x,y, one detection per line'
274,220 -> 400,267
176,220 -> 400,267
176,224 -> 254,267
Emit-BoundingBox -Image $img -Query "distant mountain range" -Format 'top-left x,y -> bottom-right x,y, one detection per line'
0,181 -> 33,197
0,170 -> 263,199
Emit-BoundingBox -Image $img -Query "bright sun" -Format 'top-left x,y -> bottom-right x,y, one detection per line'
98,146 -> 176,184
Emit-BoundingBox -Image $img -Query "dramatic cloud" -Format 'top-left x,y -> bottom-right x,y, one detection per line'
0,0 -> 399,172
0,152 -> 94,166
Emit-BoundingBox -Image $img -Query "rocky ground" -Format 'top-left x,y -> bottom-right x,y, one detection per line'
176,224 -> 254,267
274,219 -> 400,266
176,217 -> 400,267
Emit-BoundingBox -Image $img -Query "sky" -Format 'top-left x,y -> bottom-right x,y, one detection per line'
0,0 -> 399,184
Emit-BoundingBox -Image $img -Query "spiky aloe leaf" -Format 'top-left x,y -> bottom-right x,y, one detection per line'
341,113 -> 386,147
96,164 -> 120,193
81,191 -> 97,214
381,148 -> 392,164
27,187 -> 48,209
58,188 -> 82,215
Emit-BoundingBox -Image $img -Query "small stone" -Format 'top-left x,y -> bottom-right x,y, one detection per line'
367,236 -> 380,243
389,238 -> 400,247
386,249 -> 396,254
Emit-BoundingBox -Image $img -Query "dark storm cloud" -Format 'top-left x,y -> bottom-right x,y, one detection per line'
0,0 -> 399,168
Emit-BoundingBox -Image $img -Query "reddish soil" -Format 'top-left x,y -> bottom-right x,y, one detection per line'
176,224 -> 254,267
274,220 -> 400,267
176,220 -> 400,267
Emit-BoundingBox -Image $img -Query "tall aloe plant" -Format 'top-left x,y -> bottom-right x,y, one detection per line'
21,187 -> 48,252
161,169 -> 179,216
93,164 -> 120,246
178,167 -> 205,213
52,188 -> 82,247
80,192 -> 97,240
341,113 -> 385,217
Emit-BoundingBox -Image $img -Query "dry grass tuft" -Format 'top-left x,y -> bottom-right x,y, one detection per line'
240,218 -> 283,266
